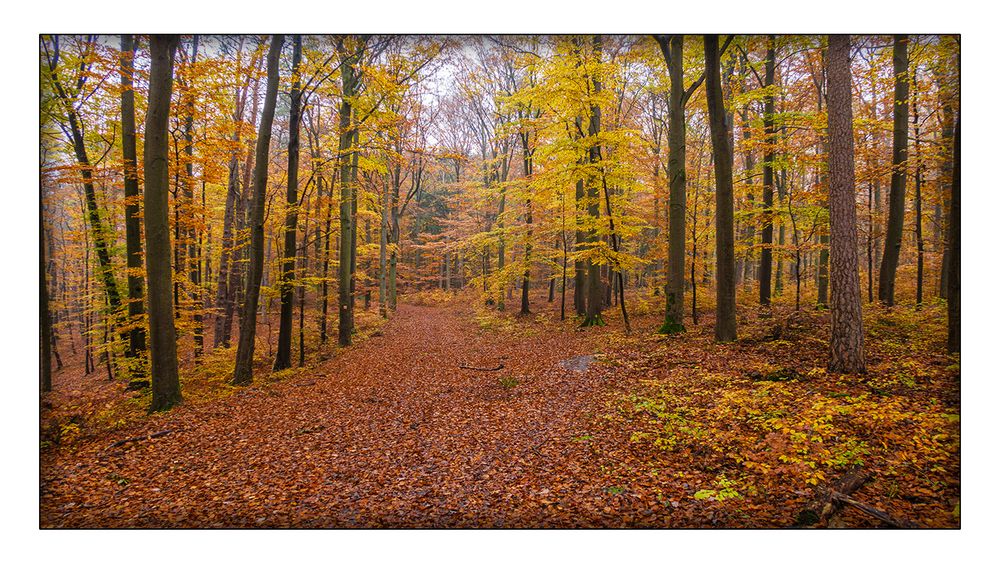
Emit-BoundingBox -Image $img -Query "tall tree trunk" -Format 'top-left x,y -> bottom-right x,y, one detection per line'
233,35 -> 284,385
379,173 -> 389,318
41,197 -> 53,393
704,35 -> 737,342
119,34 -> 147,383
877,35 -> 909,306
655,35 -> 687,334
815,46 -> 830,309
337,40 -> 362,347
912,75 -> 924,306
183,36 -> 203,360
520,132 -> 533,315
274,35 -> 303,371
144,35 -> 182,411
760,36 -> 776,307
582,36 -> 605,327
936,54 -> 957,300
827,34 -> 866,374
946,117 -> 960,353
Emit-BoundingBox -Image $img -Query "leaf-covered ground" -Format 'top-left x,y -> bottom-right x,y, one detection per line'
40,293 -> 960,528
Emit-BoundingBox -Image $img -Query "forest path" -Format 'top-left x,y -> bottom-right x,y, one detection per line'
41,302 -> 633,528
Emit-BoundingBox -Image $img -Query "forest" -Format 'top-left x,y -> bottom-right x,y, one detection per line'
39,34 -> 959,529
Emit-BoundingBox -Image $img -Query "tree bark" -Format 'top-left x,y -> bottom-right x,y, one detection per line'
274,35 -> 303,371
655,35 -> 687,334
233,35 -> 284,385
582,36 -> 605,327
704,35 -> 737,342
946,117 -> 960,353
877,35 -> 909,306
144,35 -> 182,411
41,197 -> 53,393
119,34 -> 147,380
760,36 -> 776,306
827,34 -> 867,374
337,39 -> 363,347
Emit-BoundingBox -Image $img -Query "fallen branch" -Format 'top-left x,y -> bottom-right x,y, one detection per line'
831,492 -> 919,528
108,429 -> 177,449
459,363 -> 505,372
796,471 -> 869,526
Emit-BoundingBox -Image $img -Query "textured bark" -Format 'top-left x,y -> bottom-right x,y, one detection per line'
704,35 -> 737,342
337,40 -> 362,347
520,131 -> 533,315
582,37 -> 605,328
182,36 -> 203,359
827,35 -> 866,374
760,36 -> 776,306
274,35 -> 303,371
877,35 -> 909,306
41,198 -> 53,393
937,55 -> 957,299
654,35 -> 687,334
144,35 -> 182,411
815,47 -> 830,309
221,52 -> 264,347
912,79 -> 924,305
119,34 -> 147,376
946,117 -> 960,353
233,35 -> 284,385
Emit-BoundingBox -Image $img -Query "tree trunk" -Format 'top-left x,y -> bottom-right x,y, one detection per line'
274,35 -> 302,371
912,76 -> 924,306
827,34 -> 867,374
655,35 -> 687,334
233,35 -> 284,385
760,36 -> 776,307
183,36 -> 203,360
144,35 -> 183,411
119,34 -> 147,381
520,132 -> 533,315
41,197 -> 53,393
582,36 -> 605,327
704,35 -> 737,342
946,117 -> 960,353
877,35 -> 909,306
337,40 -> 362,347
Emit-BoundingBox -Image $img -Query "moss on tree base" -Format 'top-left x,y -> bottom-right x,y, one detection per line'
657,317 -> 685,335
580,314 -> 605,328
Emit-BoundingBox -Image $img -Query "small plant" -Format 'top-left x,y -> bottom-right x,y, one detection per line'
498,375 -> 519,389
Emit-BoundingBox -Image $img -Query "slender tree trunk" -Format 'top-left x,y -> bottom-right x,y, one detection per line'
520,132 -> 533,315
41,198 -> 53,393
704,35 -> 737,342
582,36 -> 605,327
827,34 -> 866,374
233,35 -> 284,385
337,40 -> 362,347
937,58 -> 956,300
878,35 -> 909,306
760,36 -> 776,307
274,35 -> 302,371
379,173 -> 389,318
183,36 -> 203,360
912,78 -> 924,306
119,34 -> 147,382
946,117 -> 960,353
144,35 -> 182,410
655,35 -> 687,334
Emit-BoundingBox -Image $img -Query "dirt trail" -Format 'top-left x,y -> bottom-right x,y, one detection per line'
41,303 -> 641,528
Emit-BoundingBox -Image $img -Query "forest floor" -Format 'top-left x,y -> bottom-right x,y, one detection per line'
39,290 -> 960,528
